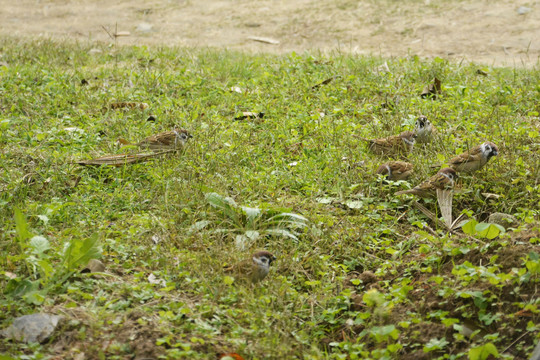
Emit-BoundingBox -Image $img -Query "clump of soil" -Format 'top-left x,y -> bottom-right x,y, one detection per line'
335,227 -> 540,358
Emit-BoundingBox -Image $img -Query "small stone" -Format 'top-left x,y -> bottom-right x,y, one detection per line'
82,259 -> 105,273
517,6 -> 532,15
488,212 -> 519,229
0,313 -> 63,343
136,22 -> 154,33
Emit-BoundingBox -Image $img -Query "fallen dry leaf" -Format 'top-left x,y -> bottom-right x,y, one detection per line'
311,76 -> 337,89
114,31 -> 130,37
247,36 -> 280,45
420,77 -> 441,99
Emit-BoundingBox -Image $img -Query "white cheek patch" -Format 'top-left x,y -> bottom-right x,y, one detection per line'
441,172 -> 454,184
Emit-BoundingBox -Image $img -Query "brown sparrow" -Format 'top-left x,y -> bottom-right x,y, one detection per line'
395,167 -> 457,198
448,141 -> 498,173
138,128 -> 192,150
376,161 -> 413,181
362,131 -> 416,156
414,115 -> 437,144
224,251 -> 276,283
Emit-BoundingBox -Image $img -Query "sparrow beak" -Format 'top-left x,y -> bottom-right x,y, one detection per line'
188,133 -> 193,139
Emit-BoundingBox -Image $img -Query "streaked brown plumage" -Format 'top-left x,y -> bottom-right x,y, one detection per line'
138,128 -> 192,150
224,251 -> 276,283
448,141 -> 499,173
376,161 -> 414,181
363,131 -> 416,156
395,167 -> 457,198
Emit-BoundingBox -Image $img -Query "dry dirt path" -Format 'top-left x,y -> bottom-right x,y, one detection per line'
0,0 -> 539,66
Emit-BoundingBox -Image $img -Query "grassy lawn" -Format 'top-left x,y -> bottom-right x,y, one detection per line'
0,39 -> 539,359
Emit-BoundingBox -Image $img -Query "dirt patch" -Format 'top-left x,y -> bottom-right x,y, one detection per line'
336,231 -> 540,358
42,308 -> 165,360
1,0 -> 539,66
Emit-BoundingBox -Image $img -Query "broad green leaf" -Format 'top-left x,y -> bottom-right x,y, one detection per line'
37,214 -> 49,225
363,289 -> 384,307
462,219 -> 478,235
369,325 -> 399,342
266,213 -> 308,227
14,207 -> 32,243
205,192 -> 239,224
244,230 -> 260,241
241,206 -> 261,225
265,228 -> 299,241
475,222 -> 504,239
423,337 -> 449,352
63,233 -> 101,272
37,258 -> 54,281
234,234 -> 249,250
468,343 -> 499,360
4,279 -> 39,298
267,212 -> 308,222
29,236 -> 50,255
23,290 -> 46,305
344,200 -> 363,209
188,220 -> 211,233
316,197 -> 334,204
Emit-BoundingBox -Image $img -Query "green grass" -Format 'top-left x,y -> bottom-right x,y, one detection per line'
0,38 -> 539,359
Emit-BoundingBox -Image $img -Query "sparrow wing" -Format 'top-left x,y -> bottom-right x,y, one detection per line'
140,131 -> 176,146
390,161 -> 413,174
428,172 -> 454,191
448,145 -> 482,166
380,161 -> 413,180
224,259 -> 255,279
395,178 -> 435,197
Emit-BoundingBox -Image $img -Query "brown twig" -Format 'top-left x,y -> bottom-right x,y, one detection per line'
501,330 -> 531,354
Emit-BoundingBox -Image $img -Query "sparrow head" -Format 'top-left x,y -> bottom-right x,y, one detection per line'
252,251 -> 276,269
481,141 -> 499,160
376,163 -> 392,178
400,131 -> 417,145
415,115 -> 430,130
173,128 -> 193,143
439,167 -> 458,182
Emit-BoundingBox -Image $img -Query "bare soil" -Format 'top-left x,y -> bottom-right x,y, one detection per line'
1,0 -> 539,66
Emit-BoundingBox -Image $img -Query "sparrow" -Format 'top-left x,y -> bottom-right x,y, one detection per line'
224,251 -> 276,283
448,141 -> 499,173
376,161 -> 413,181
118,128 -> 192,151
414,115 -> 437,144
138,128 -> 192,150
395,167 -> 457,198
362,131 -> 416,156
